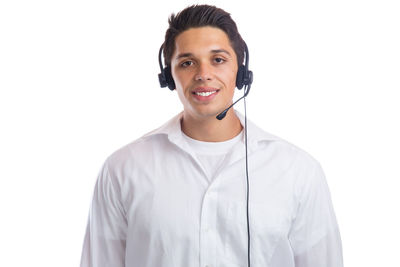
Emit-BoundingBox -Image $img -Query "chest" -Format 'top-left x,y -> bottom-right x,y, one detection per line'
123,152 -> 296,243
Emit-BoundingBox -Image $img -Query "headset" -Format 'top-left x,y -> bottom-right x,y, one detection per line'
158,41 -> 254,267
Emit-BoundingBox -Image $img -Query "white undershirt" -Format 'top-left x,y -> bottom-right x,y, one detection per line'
182,130 -> 243,181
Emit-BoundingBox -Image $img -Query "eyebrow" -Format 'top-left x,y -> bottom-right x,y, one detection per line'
175,49 -> 231,60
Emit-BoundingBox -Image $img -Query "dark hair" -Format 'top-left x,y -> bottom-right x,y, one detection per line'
163,4 -> 245,67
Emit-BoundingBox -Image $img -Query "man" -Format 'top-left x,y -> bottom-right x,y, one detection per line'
80,4 -> 344,267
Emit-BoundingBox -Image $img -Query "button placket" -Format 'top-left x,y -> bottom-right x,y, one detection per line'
200,189 -> 218,267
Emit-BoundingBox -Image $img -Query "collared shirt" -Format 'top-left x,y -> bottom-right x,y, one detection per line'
80,110 -> 344,267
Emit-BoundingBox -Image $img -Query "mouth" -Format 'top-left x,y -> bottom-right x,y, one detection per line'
191,87 -> 220,102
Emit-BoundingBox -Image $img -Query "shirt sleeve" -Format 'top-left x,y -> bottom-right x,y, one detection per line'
80,161 -> 127,267
288,163 -> 344,267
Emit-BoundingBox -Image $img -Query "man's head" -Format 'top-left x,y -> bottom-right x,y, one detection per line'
162,5 -> 246,120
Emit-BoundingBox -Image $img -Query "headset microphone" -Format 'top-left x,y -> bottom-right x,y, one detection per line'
216,83 -> 251,120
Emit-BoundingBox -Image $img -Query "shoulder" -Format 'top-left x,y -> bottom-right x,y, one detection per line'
103,113 -> 182,174
104,133 -> 165,172
237,111 -> 321,171
248,121 -> 321,173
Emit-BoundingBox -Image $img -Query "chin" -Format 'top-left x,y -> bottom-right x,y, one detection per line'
186,107 -> 221,119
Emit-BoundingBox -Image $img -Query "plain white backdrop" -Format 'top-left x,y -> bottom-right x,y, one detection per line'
0,0 -> 399,266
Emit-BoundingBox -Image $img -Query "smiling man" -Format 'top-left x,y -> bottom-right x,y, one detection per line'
80,4 -> 344,267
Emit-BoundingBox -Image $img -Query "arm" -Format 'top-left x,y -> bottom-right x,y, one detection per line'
80,161 -> 127,267
288,163 -> 344,267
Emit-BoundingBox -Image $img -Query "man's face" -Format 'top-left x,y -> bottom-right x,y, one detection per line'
171,26 -> 238,120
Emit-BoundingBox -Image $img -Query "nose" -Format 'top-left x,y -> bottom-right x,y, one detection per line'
194,62 -> 213,82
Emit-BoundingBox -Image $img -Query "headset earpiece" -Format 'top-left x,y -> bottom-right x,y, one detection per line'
158,45 -> 176,91
236,43 -> 253,90
158,70 -> 168,88
236,65 -> 245,89
237,67 -> 253,90
237,65 -> 251,90
158,65 -> 175,90
164,66 -> 175,90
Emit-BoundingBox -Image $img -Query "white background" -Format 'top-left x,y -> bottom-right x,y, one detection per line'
0,0 -> 399,266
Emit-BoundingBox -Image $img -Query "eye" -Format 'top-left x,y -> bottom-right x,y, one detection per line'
180,60 -> 194,68
214,57 -> 226,64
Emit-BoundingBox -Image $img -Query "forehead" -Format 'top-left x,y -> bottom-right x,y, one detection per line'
173,26 -> 235,57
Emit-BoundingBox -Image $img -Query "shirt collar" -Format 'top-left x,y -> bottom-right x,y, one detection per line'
143,110 -> 281,148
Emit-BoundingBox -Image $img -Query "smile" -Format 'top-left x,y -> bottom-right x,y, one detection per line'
191,88 -> 220,101
194,91 -> 217,96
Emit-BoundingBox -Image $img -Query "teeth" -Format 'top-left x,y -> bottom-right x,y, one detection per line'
195,91 -> 217,96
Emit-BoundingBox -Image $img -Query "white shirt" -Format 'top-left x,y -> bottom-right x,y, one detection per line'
80,110 -> 344,267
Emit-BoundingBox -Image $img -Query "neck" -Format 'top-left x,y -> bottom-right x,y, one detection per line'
181,109 -> 243,142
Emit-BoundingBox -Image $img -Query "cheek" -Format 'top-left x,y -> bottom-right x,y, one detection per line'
177,90 -> 187,104
172,70 -> 189,90
224,69 -> 237,90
